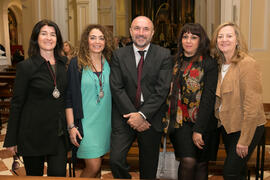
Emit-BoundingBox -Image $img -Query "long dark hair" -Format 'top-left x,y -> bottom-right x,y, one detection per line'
28,19 -> 63,58
175,23 -> 210,62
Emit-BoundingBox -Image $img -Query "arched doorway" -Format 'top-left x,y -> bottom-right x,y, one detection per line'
0,0 -> 23,65
8,1 -> 24,65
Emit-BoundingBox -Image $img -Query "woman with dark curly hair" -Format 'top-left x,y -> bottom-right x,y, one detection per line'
168,23 -> 218,180
65,24 -> 114,178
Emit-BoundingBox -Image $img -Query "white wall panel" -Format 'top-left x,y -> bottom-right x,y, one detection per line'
248,0 -> 268,51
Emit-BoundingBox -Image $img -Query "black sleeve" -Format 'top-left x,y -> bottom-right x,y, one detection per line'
65,58 -> 76,109
109,51 -> 137,116
4,61 -> 32,147
193,57 -> 218,133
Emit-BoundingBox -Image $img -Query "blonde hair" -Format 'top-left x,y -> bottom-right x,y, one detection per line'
63,41 -> 77,59
77,24 -> 114,70
210,22 -> 248,68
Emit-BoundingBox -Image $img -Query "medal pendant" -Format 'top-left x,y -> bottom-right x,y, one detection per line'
99,90 -> 104,99
52,87 -> 60,99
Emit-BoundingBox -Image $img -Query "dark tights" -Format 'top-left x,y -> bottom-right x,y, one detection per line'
178,157 -> 208,180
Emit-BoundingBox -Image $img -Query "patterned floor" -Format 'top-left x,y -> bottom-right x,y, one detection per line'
0,122 -> 269,179
0,122 -> 138,178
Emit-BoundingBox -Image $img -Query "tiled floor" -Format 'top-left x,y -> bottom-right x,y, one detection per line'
0,123 -> 138,178
0,122 -> 269,179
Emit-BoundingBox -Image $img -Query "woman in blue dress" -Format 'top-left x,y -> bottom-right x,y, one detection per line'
66,24 -> 114,177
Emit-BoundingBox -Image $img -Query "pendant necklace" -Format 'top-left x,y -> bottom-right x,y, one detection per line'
46,61 -> 60,99
91,56 -> 104,103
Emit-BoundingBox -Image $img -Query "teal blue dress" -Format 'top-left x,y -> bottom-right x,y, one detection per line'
77,60 -> 111,159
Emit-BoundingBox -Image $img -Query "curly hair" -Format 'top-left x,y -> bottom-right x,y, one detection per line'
210,22 -> 248,68
28,19 -> 63,58
77,24 -> 114,69
175,23 -> 210,62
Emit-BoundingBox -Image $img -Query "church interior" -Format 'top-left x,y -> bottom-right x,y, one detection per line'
0,0 -> 269,179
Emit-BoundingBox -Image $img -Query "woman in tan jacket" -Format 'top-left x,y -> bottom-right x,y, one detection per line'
211,22 -> 266,180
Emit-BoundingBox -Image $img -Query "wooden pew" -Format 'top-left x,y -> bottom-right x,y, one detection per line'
0,175 -> 114,180
0,75 -> 16,85
0,66 -> 16,76
0,75 -> 15,125
264,103 -> 270,145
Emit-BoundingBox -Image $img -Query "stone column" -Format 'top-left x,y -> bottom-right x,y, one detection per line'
53,0 -> 69,41
220,0 -> 240,24
76,0 -> 98,40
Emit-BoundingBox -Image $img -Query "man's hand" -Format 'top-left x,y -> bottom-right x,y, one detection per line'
124,112 -> 149,130
136,120 -> 151,132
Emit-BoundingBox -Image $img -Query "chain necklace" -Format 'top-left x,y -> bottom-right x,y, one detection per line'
46,61 -> 60,99
89,56 -> 104,103
93,73 -> 104,103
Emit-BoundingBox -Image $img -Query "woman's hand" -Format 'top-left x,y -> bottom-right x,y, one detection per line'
236,143 -> 248,158
7,146 -> 17,156
69,127 -> 82,147
192,132 -> 205,149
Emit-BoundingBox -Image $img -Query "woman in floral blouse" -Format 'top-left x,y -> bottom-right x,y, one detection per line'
168,23 -> 218,180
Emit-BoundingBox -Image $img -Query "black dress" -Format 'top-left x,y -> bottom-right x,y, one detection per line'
169,55 -> 219,162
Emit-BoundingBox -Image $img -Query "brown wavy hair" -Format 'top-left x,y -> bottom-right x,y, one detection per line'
77,24 -> 114,69
210,22 -> 248,69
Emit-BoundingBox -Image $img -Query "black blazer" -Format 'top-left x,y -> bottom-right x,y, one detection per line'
192,56 -> 218,133
65,57 -> 84,137
4,55 -> 68,156
110,44 -> 172,132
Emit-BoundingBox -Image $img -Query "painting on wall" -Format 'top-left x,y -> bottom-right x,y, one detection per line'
131,0 -> 194,54
8,8 -> 18,46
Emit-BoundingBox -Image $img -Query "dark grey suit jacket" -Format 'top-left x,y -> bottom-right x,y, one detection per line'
110,44 -> 172,132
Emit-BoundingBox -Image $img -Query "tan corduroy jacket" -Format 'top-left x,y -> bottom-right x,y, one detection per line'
215,54 -> 266,146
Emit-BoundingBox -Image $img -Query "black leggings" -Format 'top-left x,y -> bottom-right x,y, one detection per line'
178,157 -> 208,180
221,125 -> 264,180
23,138 -> 67,177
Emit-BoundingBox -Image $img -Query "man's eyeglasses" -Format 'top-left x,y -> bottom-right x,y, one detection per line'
12,153 -> 23,176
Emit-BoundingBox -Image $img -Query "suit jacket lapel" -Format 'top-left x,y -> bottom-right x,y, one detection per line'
123,46 -> 138,84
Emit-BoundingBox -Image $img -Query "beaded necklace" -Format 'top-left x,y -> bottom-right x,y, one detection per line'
88,56 -> 104,103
